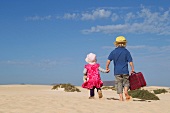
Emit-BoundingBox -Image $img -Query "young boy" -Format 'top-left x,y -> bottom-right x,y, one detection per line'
106,36 -> 135,101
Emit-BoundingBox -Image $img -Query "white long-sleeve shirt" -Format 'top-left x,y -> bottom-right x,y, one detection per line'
83,67 -> 108,74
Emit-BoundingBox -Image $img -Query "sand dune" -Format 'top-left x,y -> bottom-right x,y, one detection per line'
0,85 -> 170,113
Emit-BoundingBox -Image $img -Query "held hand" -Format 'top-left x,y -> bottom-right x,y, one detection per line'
106,67 -> 109,70
106,68 -> 110,73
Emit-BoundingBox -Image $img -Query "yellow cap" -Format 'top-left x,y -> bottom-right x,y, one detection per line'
114,36 -> 127,44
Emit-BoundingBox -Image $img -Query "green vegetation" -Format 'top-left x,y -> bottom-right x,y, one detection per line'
102,86 -> 116,90
52,83 -> 81,92
153,89 -> 168,94
128,89 -> 159,100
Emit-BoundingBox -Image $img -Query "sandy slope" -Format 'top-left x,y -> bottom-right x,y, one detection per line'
0,85 -> 170,113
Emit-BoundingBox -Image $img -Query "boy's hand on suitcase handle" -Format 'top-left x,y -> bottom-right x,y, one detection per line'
130,70 -> 135,75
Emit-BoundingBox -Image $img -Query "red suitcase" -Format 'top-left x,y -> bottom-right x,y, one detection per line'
129,72 -> 146,90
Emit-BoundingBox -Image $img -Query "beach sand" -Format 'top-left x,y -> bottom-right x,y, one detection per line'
0,85 -> 170,113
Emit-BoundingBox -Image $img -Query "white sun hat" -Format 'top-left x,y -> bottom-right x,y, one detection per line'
85,53 -> 96,64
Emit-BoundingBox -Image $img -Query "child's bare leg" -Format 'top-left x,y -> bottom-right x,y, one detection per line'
124,87 -> 131,100
123,75 -> 131,100
117,86 -> 124,101
119,93 -> 124,101
115,75 -> 124,101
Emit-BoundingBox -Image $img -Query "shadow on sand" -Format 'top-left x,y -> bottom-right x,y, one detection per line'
106,97 -> 151,102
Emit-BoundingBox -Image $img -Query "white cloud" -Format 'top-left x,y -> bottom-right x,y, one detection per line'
82,6 -> 170,35
0,59 -> 72,70
111,13 -> 119,22
128,45 -> 170,53
25,6 -> 170,35
102,45 -> 170,55
127,45 -> 147,49
128,45 -> 170,61
82,21 -> 170,35
125,12 -> 136,22
60,9 -> 112,20
82,24 -> 129,34
63,13 -> 79,19
25,15 -> 52,21
81,9 -> 111,20
5,60 -> 31,65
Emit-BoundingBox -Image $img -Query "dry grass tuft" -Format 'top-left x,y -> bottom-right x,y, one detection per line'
102,86 -> 116,90
128,89 -> 159,100
52,83 -> 81,92
153,89 -> 168,94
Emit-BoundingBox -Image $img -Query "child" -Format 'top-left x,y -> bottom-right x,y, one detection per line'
82,53 -> 110,99
106,36 -> 135,101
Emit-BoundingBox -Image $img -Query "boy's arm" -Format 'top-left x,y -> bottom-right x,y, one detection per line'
129,62 -> 135,74
106,60 -> 111,70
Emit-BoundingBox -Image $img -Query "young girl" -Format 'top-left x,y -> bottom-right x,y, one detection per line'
82,53 -> 109,99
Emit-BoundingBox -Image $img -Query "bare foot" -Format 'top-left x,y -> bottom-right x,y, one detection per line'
125,94 -> 132,101
119,98 -> 124,101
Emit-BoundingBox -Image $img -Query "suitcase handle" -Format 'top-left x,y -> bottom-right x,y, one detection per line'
131,71 -> 136,75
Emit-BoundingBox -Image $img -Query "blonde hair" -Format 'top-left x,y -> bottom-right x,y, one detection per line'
114,36 -> 127,47
114,42 -> 127,47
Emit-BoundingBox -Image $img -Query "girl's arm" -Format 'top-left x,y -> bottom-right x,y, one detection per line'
83,68 -> 87,74
83,68 -> 87,82
98,67 -> 110,73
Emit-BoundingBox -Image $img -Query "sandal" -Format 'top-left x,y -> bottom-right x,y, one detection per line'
98,90 -> 103,98
89,96 -> 95,99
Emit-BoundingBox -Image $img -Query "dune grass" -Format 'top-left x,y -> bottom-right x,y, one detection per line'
52,83 -> 81,92
153,89 -> 168,94
102,86 -> 116,90
128,89 -> 160,100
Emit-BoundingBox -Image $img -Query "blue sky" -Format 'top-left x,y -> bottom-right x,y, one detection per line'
0,0 -> 170,86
